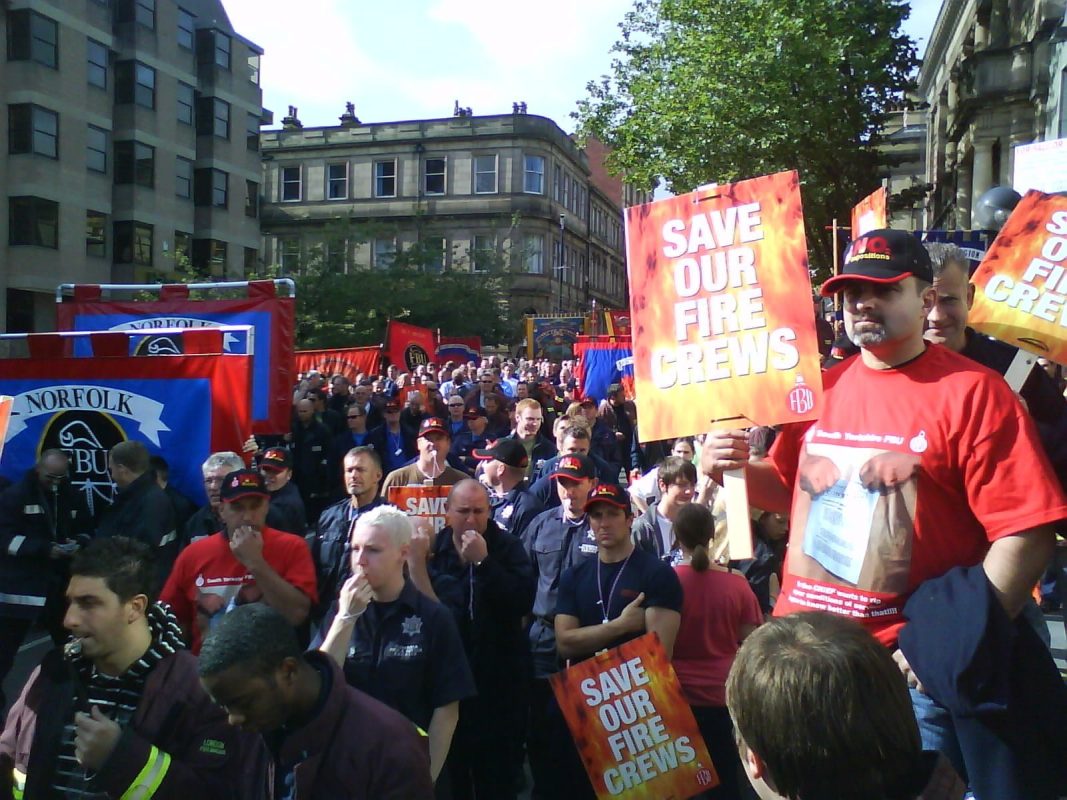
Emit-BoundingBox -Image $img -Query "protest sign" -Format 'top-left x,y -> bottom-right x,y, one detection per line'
385,321 -> 437,372
526,315 -> 587,359
0,396 -> 11,461
387,484 -> 452,533
623,170 -> 823,443
550,633 -> 716,799
969,190 -> 1067,367
851,186 -> 887,237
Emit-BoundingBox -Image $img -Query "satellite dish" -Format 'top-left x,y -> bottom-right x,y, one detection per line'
973,186 -> 1022,231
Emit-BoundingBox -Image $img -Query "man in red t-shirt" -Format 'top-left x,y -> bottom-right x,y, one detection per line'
160,468 -> 317,653
702,229 -> 1067,792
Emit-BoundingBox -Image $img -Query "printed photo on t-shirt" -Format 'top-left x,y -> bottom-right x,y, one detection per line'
789,434 -> 920,596
194,574 -> 262,638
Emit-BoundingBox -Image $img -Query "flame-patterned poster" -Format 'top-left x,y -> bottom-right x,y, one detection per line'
624,171 -> 824,441
550,633 -> 716,799
969,189 -> 1067,364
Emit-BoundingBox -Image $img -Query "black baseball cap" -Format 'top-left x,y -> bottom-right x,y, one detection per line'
549,453 -> 596,482
473,439 -> 529,469
586,483 -> 630,510
258,447 -> 292,472
820,229 -> 933,297
219,469 -> 269,503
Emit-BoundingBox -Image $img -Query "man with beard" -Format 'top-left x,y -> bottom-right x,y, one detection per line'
311,447 -> 386,624
1,537 -> 256,798
702,229 -> 1067,800
161,469 -> 317,654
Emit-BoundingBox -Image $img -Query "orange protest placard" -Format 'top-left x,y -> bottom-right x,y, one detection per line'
851,186 -> 887,238
624,170 -> 823,441
0,396 -> 11,461
969,190 -> 1067,365
386,484 -> 451,533
549,633 -> 717,800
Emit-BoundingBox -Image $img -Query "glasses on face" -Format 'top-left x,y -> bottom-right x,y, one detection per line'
448,404 -> 464,409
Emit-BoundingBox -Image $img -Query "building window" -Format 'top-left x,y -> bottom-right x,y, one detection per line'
177,8 -> 195,50
193,239 -> 227,275
246,112 -> 259,151
9,197 -> 58,248
278,237 -> 300,271
197,97 -> 229,139
177,82 -> 194,125
323,239 -> 346,273
87,39 -> 108,88
372,238 -> 396,268
86,211 -> 106,258
116,0 -> 155,30
214,33 -> 231,69
424,236 -> 447,273
195,168 -> 228,208
424,158 -> 446,195
245,180 -> 258,217
524,234 -> 544,274
87,125 -> 108,173
115,61 -> 156,109
327,163 -> 348,200
246,52 -> 260,85
281,166 -> 301,201
176,156 -> 193,198
173,230 -> 191,268
244,246 -> 258,277
114,141 -> 154,187
8,105 -> 58,158
554,164 -> 562,202
374,160 -> 396,198
114,221 -> 153,265
474,155 -> 497,194
562,173 -> 570,207
472,235 -> 496,272
7,11 -> 58,68
524,155 -> 545,194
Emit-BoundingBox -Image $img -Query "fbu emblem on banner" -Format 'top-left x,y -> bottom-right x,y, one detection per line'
787,377 -> 815,414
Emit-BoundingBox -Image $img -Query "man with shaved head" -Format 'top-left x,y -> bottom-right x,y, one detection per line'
408,479 -> 535,800
290,397 -> 336,525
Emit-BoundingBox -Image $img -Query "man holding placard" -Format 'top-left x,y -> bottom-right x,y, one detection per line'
703,229 -> 1067,799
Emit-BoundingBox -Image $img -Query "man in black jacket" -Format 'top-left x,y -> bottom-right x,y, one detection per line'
407,479 -> 535,800
290,398 -> 336,525
0,450 -> 93,708
257,447 -> 307,537
97,441 -> 176,590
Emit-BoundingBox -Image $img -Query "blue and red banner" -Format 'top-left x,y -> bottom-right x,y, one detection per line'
574,336 -> 635,402
56,281 -> 293,435
436,336 -> 481,363
385,321 -> 437,372
0,332 -> 251,513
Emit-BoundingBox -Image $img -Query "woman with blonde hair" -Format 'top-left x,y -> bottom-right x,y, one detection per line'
671,503 -> 762,799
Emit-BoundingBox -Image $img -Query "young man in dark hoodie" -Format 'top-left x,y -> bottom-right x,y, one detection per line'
199,602 -> 433,799
1,537 -> 256,799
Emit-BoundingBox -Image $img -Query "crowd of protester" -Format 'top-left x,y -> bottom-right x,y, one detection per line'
1,233 -> 1067,799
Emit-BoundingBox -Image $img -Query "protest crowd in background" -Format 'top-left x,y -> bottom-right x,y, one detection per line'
1,234 -> 1067,799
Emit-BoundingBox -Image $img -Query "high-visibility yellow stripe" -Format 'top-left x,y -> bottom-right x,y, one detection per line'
119,746 -> 172,800
12,767 -> 26,800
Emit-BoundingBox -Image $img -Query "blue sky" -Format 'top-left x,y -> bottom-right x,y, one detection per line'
223,0 -> 945,132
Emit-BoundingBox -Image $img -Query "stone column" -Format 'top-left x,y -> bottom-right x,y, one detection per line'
971,139 -> 995,224
956,150 -> 973,230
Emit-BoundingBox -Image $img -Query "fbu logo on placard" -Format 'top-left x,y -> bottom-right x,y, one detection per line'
788,382 -> 815,414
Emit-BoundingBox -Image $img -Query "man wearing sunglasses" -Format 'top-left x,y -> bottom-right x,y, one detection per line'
0,450 -> 93,708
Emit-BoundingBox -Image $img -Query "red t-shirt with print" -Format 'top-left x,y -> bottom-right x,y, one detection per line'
769,345 -> 1067,646
160,526 -> 318,653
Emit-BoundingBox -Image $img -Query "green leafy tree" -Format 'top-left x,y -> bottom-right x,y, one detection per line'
576,0 -> 918,274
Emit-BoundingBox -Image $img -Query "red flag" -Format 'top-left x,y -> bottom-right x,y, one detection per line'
385,321 -> 437,372
436,336 -> 482,363
295,346 -> 381,382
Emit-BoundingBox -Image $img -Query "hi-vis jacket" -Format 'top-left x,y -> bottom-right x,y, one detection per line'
0,647 -> 259,800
